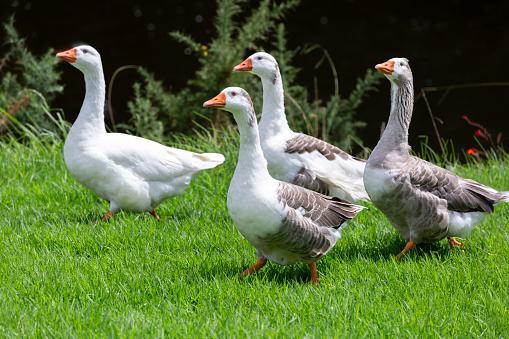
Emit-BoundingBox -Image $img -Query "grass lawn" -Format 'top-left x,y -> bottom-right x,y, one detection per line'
0,131 -> 508,337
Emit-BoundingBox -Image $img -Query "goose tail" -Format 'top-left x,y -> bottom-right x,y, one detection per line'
191,152 -> 225,169
494,191 -> 509,204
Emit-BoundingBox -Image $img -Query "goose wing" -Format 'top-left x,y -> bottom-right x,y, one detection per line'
285,133 -> 369,201
265,182 -> 364,262
407,156 -> 507,214
286,133 -> 364,162
101,133 -> 224,182
276,182 -> 364,228
292,163 -> 330,195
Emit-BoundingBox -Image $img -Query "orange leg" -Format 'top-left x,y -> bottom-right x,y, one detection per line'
148,209 -> 160,220
98,211 -> 114,222
238,258 -> 268,279
395,241 -> 416,260
447,237 -> 464,251
447,237 -> 463,248
308,262 -> 320,286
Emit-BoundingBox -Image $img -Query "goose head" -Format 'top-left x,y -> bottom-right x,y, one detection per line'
203,87 -> 256,125
375,57 -> 412,84
233,52 -> 279,82
56,45 -> 102,73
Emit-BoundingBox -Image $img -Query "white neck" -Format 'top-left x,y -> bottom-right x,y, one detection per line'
70,65 -> 107,138
231,106 -> 271,184
257,69 -> 292,138
373,80 -> 414,155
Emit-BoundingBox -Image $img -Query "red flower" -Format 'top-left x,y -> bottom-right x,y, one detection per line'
467,148 -> 476,155
475,129 -> 482,137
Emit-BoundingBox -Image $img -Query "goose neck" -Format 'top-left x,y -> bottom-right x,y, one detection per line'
258,72 -> 291,136
232,108 -> 271,182
70,67 -> 107,138
378,80 -> 414,151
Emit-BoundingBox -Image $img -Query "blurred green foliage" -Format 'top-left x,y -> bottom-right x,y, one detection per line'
126,0 -> 382,151
0,2 -> 381,152
0,16 -> 63,136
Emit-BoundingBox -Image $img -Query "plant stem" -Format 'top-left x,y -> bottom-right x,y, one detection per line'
107,65 -> 139,132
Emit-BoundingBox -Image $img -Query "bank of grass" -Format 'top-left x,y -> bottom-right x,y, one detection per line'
0,129 -> 508,337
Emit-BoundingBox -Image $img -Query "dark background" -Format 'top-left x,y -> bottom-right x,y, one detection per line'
2,0 -> 509,153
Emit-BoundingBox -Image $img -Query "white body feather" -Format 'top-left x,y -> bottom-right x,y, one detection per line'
213,87 -> 362,266
61,46 -> 224,214
239,52 -> 369,203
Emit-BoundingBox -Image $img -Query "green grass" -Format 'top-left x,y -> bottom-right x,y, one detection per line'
0,130 -> 508,338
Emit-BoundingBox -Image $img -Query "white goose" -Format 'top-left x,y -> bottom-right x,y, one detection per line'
233,52 -> 369,202
364,57 -> 509,259
204,87 -> 364,285
56,45 -> 224,221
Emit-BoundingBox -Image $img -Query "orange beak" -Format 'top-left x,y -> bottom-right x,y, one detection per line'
56,48 -> 77,63
233,58 -> 253,72
375,60 -> 395,75
203,92 -> 226,108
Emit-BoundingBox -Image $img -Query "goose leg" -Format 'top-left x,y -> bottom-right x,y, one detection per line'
99,211 -> 115,222
148,209 -> 160,220
447,237 -> 464,250
238,258 -> 267,279
308,262 -> 320,286
395,241 -> 416,260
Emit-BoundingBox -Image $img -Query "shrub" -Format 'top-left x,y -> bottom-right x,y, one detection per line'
126,0 -> 381,152
0,16 -> 63,136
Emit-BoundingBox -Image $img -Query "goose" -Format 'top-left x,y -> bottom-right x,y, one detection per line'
203,87 -> 364,285
233,52 -> 369,203
56,45 -> 224,221
364,57 -> 509,259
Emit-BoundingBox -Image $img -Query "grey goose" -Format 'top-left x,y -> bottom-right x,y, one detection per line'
364,57 -> 509,259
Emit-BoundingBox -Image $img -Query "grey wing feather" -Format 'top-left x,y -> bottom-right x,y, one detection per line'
262,183 -> 363,263
408,156 -> 509,214
292,164 -> 330,195
285,133 -> 366,162
277,182 -> 363,228
266,209 -> 336,262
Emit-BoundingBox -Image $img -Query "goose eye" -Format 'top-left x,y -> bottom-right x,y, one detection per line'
400,62 -> 404,66
231,91 -> 237,97
83,49 -> 88,54
257,56 -> 262,60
